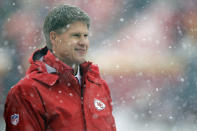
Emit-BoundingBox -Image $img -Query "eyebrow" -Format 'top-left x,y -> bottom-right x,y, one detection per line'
71,32 -> 89,35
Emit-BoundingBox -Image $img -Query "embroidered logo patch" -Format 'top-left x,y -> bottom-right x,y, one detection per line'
11,114 -> 19,126
94,99 -> 106,111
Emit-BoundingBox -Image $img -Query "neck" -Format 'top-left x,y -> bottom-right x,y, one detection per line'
61,61 -> 79,75
52,51 -> 79,75
63,61 -> 79,75
60,59 -> 79,75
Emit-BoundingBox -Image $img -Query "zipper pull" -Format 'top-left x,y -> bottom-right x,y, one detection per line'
81,97 -> 84,104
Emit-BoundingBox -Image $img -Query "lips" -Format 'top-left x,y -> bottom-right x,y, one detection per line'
75,48 -> 86,55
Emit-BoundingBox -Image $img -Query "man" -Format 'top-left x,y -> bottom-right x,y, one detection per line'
4,4 -> 116,131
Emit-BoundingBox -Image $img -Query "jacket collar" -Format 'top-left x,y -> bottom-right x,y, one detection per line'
27,46 -> 94,86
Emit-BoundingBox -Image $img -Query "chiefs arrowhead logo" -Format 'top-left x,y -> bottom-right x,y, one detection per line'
94,99 -> 106,111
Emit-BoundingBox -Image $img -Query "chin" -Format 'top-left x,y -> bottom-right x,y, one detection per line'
75,58 -> 86,64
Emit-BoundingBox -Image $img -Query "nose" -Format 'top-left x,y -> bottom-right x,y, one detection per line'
78,35 -> 89,46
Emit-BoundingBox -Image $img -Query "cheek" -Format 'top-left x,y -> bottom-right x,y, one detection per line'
60,43 -> 74,55
72,39 -> 78,44
86,42 -> 90,50
86,39 -> 90,45
87,41 -> 90,47
58,39 -> 63,44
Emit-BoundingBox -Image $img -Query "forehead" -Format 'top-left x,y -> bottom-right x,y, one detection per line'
66,21 -> 89,33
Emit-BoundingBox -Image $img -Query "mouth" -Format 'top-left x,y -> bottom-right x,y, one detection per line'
75,48 -> 87,55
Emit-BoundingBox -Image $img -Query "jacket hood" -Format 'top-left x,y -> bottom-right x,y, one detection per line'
28,46 -> 48,64
26,47 -> 59,86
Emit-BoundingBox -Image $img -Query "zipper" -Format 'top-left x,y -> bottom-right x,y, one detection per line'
74,75 -> 87,131
81,83 -> 87,131
79,64 -> 91,131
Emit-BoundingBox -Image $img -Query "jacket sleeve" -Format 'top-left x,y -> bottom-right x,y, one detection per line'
103,80 -> 117,131
4,85 -> 46,131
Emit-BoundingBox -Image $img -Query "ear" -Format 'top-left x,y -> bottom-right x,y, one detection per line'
49,31 -> 57,45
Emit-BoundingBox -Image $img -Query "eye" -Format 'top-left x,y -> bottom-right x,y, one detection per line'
72,33 -> 81,37
84,34 -> 88,37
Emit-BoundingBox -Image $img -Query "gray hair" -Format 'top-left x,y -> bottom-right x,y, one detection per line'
43,4 -> 90,50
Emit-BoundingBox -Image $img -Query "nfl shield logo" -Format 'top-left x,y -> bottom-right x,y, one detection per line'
11,114 -> 19,126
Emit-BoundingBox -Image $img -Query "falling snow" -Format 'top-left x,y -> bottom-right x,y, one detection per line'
0,0 -> 197,131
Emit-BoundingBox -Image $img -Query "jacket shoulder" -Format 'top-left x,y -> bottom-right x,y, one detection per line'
8,75 -> 39,98
9,71 -> 58,95
89,63 -> 100,72
6,75 -> 45,111
87,63 -> 109,87
90,63 -> 111,91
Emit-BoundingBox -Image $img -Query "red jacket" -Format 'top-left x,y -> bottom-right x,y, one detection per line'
4,47 -> 116,131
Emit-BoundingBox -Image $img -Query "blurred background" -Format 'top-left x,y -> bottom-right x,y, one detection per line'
1,0 -> 197,130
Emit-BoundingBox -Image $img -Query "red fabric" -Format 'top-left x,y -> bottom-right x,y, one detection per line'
4,48 -> 116,131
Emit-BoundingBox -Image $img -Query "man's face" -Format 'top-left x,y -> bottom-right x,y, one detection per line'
51,21 -> 89,66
